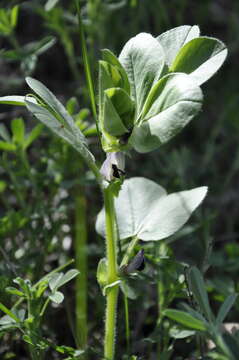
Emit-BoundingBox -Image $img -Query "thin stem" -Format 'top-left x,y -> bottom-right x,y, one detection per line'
124,294 -> 130,354
75,0 -> 100,137
103,187 -> 119,360
75,182 -> 88,355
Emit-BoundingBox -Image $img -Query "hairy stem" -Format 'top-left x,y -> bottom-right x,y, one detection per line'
103,187 -> 119,360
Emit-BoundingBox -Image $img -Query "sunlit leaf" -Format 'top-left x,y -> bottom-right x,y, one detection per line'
170,37 -> 228,86
119,33 -> 165,117
157,25 -> 200,66
96,177 -> 207,241
130,73 -> 203,153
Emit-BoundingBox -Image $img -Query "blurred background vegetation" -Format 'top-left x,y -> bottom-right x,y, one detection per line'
0,0 -> 239,359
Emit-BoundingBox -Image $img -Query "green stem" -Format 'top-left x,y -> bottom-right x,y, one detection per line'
124,294 -> 130,354
75,183 -> 88,355
103,187 -> 119,360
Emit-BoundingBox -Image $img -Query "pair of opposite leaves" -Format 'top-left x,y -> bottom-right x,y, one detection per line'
96,177 -> 207,243
99,25 -> 227,153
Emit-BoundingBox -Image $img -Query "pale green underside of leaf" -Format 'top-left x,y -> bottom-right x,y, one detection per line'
170,36 -> 228,86
96,177 -> 207,241
25,98 -> 94,163
26,77 -> 85,141
49,291 -> 64,304
119,33 -> 165,117
130,73 -> 203,153
157,25 -> 200,66
0,95 -> 33,106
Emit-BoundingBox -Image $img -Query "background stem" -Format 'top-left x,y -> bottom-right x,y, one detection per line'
75,183 -> 88,356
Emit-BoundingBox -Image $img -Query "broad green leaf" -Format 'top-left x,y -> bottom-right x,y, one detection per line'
216,294 -> 238,327
11,118 -> 25,144
157,25 -> 200,66
130,73 -> 203,153
96,177 -> 207,241
119,33 -> 165,117
105,87 -> 135,129
0,95 -> 27,106
188,267 -> 214,323
170,37 -> 228,86
103,90 -> 129,136
101,49 -> 130,93
25,98 -> 94,163
164,309 -> 207,331
23,124 -> 43,150
49,291 -> 64,304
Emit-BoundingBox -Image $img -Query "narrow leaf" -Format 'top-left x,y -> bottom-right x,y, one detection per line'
23,124 -> 43,149
0,141 -> 16,151
10,5 -> 19,28
25,98 -> 94,163
188,266 -> 214,323
216,294 -> 238,327
164,309 -> 207,331
11,118 -> 25,144
25,77 -> 85,140
0,95 -> 27,106
75,0 -> 98,133
0,303 -> 20,323
0,124 -> 11,141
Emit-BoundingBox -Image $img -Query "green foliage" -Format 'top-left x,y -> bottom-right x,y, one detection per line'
0,264 -> 80,358
98,25 -> 227,153
0,2 -> 235,359
96,177 -> 207,241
